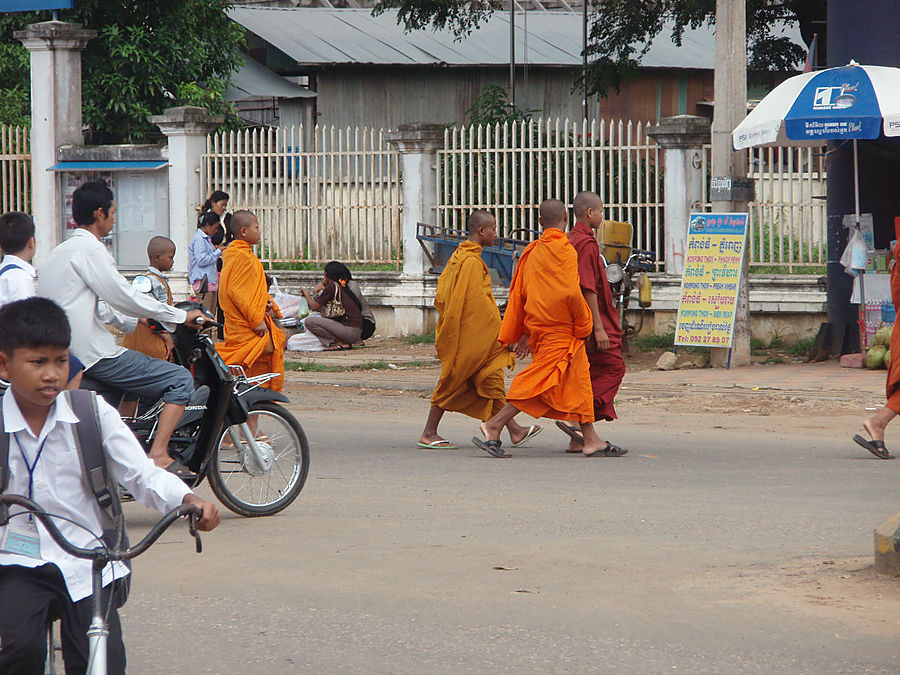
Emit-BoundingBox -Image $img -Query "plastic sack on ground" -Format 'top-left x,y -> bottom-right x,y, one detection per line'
287,329 -> 325,352
271,277 -> 308,320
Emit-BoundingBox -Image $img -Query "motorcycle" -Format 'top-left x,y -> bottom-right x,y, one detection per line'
1,299 -> 310,518
599,221 -> 655,350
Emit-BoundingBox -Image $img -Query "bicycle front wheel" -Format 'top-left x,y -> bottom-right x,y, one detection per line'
207,402 -> 310,517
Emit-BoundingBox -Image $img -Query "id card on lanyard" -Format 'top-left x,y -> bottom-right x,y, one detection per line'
0,433 -> 48,559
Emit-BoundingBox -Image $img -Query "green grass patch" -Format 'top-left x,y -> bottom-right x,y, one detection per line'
631,331 -> 675,351
406,333 -> 435,344
285,359 -> 434,373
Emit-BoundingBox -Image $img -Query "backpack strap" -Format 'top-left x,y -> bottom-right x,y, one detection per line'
0,397 -> 9,525
0,264 -> 18,278
66,390 -> 127,551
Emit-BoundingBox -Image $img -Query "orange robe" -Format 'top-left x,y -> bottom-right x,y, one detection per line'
499,227 -> 595,424
886,241 -> 900,412
432,240 -> 515,420
217,240 -> 286,391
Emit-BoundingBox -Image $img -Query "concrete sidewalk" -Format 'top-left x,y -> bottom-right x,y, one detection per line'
285,346 -> 887,402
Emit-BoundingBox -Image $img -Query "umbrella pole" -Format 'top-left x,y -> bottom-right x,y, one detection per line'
854,138 -> 868,351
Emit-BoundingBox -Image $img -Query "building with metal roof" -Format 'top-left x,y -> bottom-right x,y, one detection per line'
228,5 -> 803,130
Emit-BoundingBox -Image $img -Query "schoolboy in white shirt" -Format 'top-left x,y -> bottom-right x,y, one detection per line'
0,297 -> 220,673
0,211 -> 37,307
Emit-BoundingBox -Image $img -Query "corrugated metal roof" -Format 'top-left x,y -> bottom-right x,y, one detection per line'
228,6 -> 803,69
226,54 -> 317,100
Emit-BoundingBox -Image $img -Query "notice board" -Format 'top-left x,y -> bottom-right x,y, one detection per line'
674,213 -> 748,348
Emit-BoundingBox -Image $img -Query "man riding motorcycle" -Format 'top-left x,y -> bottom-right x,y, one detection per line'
37,180 -> 205,479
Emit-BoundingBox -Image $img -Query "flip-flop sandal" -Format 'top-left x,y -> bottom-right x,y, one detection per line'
165,460 -> 198,480
555,421 -> 584,444
417,439 -> 458,449
584,442 -> 628,458
511,425 -> 543,448
853,434 -> 894,459
472,436 -> 509,458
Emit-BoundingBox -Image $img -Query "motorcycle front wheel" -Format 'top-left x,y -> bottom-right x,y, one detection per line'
207,401 -> 310,517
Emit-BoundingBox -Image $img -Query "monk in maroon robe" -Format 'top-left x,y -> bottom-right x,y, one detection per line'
558,191 -> 627,456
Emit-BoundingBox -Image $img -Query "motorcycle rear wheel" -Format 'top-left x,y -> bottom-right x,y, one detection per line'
207,401 -> 310,517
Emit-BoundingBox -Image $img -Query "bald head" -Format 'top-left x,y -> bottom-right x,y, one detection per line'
538,199 -> 568,231
467,209 -> 495,234
573,191 -> 602,218
146,235 -> 175,271
229,209 -> 255,238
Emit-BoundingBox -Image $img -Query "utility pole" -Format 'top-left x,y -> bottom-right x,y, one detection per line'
582,0 -> 588,121
509,0 -> 516,108
710,0 -> 750,367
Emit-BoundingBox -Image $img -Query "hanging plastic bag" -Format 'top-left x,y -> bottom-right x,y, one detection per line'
270,277 -> 306,319
840,227 -> 868,275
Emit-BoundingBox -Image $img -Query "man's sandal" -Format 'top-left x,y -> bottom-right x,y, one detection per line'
584,442 -> 628,458
472,437 -> 509,458
853,434 -> 894,459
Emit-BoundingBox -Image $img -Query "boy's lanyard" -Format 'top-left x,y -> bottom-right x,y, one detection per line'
13,433 -> 49,517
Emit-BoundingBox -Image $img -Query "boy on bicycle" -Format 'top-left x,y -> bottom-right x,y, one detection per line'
0,297 -> 220,674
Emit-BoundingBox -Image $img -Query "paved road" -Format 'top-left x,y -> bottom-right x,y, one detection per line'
120,388 -> 900,674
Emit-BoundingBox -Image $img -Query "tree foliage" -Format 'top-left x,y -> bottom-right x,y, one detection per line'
373,0 -> 826,99
0,0 -> 245,142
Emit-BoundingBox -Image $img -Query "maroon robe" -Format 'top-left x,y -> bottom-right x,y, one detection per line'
567,221 -> 626,421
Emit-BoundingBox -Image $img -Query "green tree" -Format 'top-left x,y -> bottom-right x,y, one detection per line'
0,0 -> 245,142
373,0 -> 826,99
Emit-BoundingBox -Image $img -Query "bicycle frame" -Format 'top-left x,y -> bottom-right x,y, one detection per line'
0,494 -> 202,675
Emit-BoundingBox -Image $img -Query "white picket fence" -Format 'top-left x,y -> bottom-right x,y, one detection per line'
199,119 -> 825,273
0,125 -> 30,217
436,118 -> 665,262
701,144 -> 827,271
201,126 -> 402,267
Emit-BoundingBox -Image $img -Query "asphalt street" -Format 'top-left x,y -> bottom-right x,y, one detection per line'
119,386 -> 900,674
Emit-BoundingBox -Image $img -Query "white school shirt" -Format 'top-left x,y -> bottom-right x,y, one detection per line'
0,254 -> 36,307
36,229 -> 187,369
0,390 -> 191,602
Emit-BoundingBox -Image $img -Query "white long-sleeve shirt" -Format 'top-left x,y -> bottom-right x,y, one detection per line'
0,254 -> 36,307
0,389 -> 191,602
36,229 -> 187,369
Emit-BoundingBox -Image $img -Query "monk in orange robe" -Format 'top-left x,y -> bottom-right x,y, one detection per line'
217,210 -> 286,392
473,199 -> 620,458
418,210 -> 542,449
558,191 -> 627,456
854,239 -> 900,459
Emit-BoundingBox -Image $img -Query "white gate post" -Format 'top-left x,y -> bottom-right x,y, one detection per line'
647,115 -> 711,276
387,123 -> 445,276
16,21 -> 96,264
150,107 -> 223,299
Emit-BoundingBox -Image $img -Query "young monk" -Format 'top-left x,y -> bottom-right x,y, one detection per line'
418,210 -> 542,449
217,210 -> 286,391
123,236 -> 177,362
854,238 -> 900,459
557,191 -> 628,456
473,199 -> 624,458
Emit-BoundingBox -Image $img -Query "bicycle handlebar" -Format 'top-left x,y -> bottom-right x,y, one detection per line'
0,494 -> 202,562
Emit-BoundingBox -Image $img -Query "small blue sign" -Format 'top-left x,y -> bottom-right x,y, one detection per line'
0,1 -> 73,11
784,64 -> 883,141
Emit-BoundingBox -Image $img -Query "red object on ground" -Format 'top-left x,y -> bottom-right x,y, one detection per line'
840,353 -> 865,368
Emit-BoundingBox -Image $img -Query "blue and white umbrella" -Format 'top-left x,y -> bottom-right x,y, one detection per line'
733,61 -> 900,345
733,61 -> 900,228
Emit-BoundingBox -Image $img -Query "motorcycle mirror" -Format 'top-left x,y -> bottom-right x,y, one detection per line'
131,275 -> 153,294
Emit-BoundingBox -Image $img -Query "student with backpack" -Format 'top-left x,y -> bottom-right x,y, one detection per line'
0,211 -> 84,389
0,297 -> 220,674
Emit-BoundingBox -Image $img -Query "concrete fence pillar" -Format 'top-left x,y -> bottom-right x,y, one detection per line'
150,107 -> 224,299
646,115 -> 711,276
387,123 -> 445,277
16,21 -> 96,264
